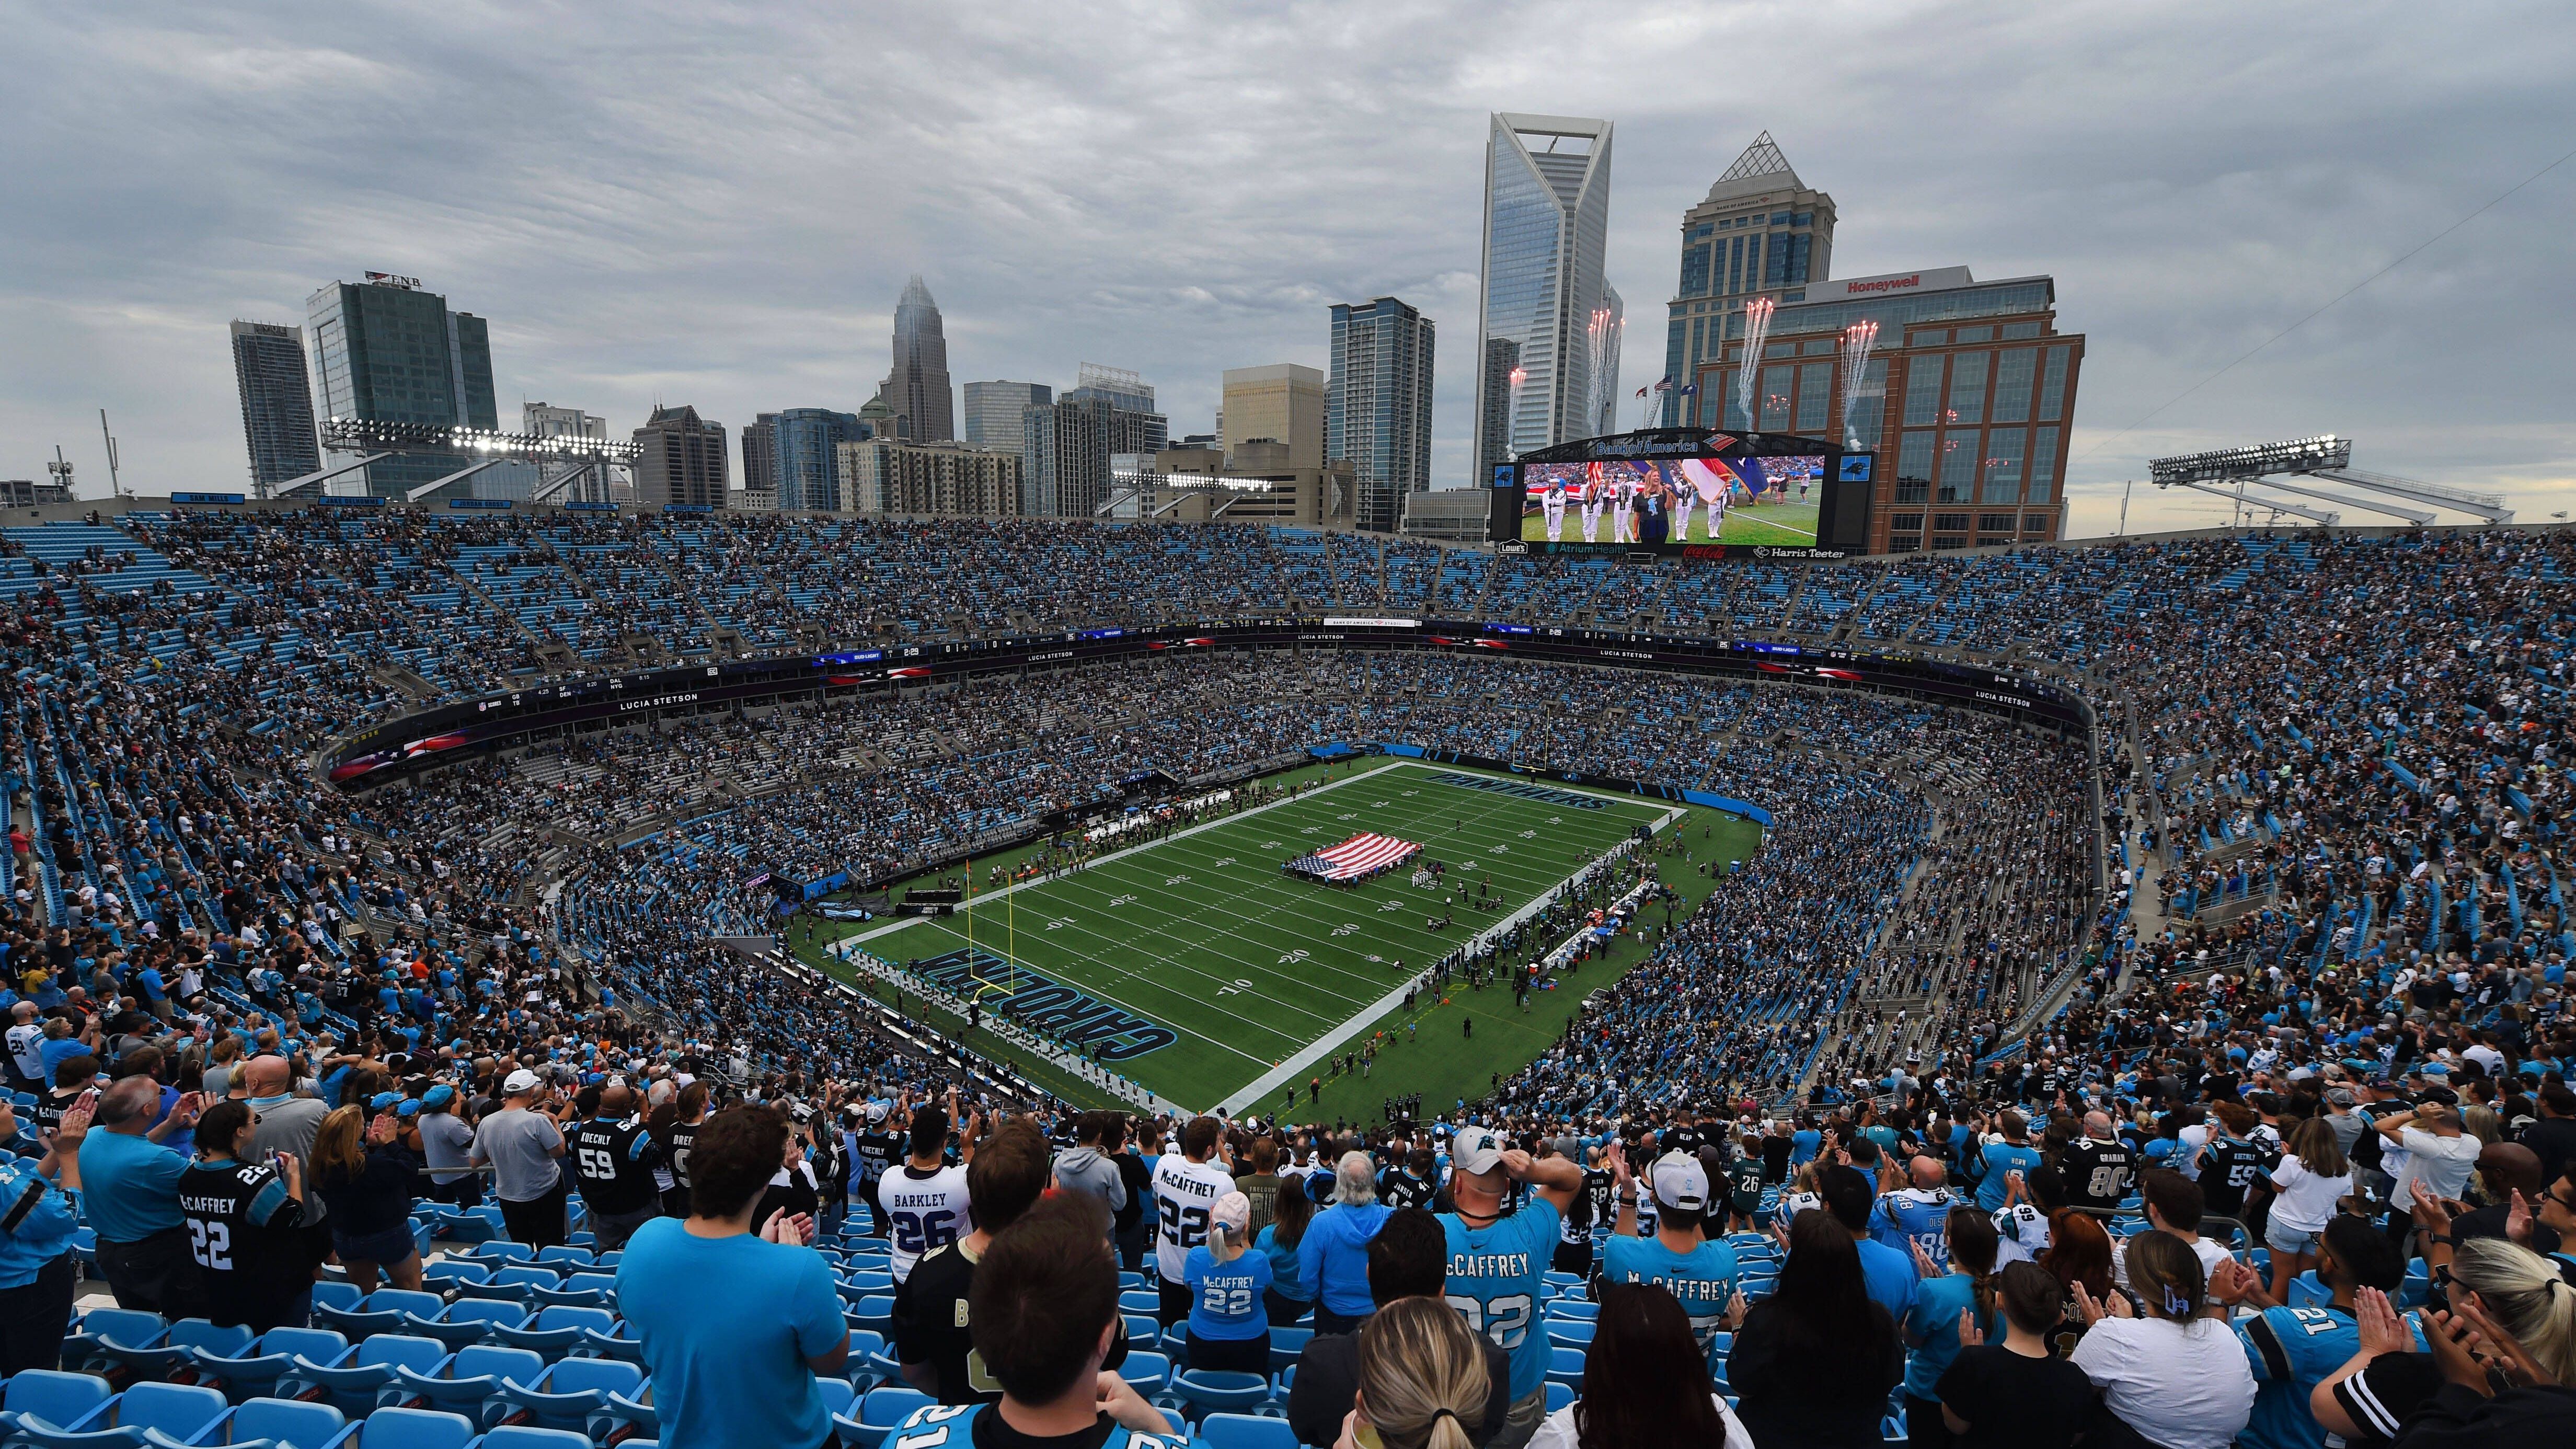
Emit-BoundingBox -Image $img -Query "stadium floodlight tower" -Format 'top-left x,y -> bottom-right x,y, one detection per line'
298,418 -> 641,503
2146,434 -> 2512,527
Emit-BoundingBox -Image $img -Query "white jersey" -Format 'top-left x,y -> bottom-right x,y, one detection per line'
1152,1154 -> 1237,1283
881,1162 -> 973,1282
1991,1202 -> 2052,1267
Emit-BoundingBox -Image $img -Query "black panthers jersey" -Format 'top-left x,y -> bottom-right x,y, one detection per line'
2197,1137 -> 2267,1216
177,1159 -> 308,1326
2059,1137 -> 2140,1212
571,1116 -> 661,1215
1379,1168 -> 1432,1212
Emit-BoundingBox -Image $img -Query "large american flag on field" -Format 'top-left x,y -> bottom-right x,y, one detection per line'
1286,832 -> 1423,882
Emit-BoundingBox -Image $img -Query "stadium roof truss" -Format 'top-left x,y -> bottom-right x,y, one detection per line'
2147,434 -> 2510,525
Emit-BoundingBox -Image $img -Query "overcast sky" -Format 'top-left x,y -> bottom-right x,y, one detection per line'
5,1 -> 2572,535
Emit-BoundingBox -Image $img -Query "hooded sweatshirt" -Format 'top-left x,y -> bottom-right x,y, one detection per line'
1052,1145 -> 1128,1229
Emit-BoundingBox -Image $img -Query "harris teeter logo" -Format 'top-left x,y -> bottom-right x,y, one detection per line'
914,948 -> 1179,1062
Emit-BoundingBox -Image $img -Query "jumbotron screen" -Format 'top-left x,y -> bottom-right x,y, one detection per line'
1489,429 -> 1872,557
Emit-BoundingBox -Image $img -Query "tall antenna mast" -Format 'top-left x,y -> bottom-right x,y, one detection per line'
98,409 -> 123,499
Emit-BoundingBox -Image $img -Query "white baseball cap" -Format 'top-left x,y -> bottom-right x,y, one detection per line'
1650,1151 -> 1710,1213
1452,1125 -> 1505,1176
502,1068 -> 543,1095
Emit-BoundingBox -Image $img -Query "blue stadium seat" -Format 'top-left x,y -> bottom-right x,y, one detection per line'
1198,1413 -> 1297,1449
488,1358 -> 641,1434
6,1381 -> 228,1449
351,1407 -> 470,1449
193,1395 -> 361,1449
857,1389 -> 933,1432
384,1344 -> 545,1420
490,1307 -> 614,1361
278,1335 -> 448,1417
189,1328 -> 352,1405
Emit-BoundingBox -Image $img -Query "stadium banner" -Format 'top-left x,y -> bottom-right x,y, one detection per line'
314,494 -> 387,507
448,497 -> 513,510
170,492 -> 246,505
322,616 -> 2085,786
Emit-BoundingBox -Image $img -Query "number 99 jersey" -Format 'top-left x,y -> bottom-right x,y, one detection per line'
882,1162 -> 974,1283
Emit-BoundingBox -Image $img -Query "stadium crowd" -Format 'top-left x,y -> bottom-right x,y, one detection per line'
0,510 -> 2571,1445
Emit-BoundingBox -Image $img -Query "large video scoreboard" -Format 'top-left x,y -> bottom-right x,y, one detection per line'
1489,428 -> 1874,558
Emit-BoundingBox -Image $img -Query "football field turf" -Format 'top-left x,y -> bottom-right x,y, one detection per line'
815,760 -> 1741,1114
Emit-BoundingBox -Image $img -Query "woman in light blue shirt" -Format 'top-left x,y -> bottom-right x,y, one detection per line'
1182,1191 -> 1272,1374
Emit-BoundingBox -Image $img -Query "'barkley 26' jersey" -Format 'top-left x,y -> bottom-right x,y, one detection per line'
877,1402 -> 1179,1449
881,1163 -> 973,1281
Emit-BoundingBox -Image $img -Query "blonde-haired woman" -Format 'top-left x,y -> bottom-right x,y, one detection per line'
309,1103 -> 423,1292
1335,1296 -> 1490,1449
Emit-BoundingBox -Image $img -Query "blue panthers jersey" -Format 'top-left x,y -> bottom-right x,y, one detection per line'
1598,1234 -> 1738,1353
879,1402 -> 1181,1449
2237,1304 -> 2423,1449
1442,1199 -> 1561,1402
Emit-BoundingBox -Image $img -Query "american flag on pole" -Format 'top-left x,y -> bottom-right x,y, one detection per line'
1285,832 -> 1423,883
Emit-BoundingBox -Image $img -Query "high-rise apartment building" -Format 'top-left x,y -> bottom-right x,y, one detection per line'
1220,364 -> 1326,470
882,275 -> 954,442
962,381 -> 1051,450
740,413 -> 778,510
1022,393 -> 1116,518
1064,363 -> 1167,457
840,439 -> 1022,518
1473,113 -> 1613,481
770,408 -> 865,512
228,320 -> 320,494
1476,338 -> 1520,487
632,405 -> 729,509
305,275 -> 499,497
1661,132 -> 1838,427
1326,299 -> 1435,535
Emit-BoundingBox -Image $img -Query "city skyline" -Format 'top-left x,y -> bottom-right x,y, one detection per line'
4,5 -> 2572,532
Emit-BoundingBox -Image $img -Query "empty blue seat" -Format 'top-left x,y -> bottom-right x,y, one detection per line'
488,1357 -> 642,1433
491,1306 -> 615,1360
355,1407 -> 470,1449
193,1395 -> 360,1449
472,1429 -> 589,1449
1167,1371 -> 1267,1425
1265,1327 -> 1310,1373
404,1301 -> 525,1351
532,1248 -> 593,1269
0,1374 -> 111,1438
1545,1319 -> 1596,1347
456,1267 -> 558,1305
61,1309 -> 166,1373
385,1344 -> 545,1419
857,1388 -> 933,1431
1544,1345 -> 1586,1388
189,1328 -> 352,1406
6,1381 -> 228,1449
278,1334 -> 447,1416
1119,1351 -> 1171,1394
1544,1383 -> 1574,1414
316,1290 -> 442,1339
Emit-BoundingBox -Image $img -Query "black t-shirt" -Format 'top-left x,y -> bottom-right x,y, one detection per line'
1934,1344 -> 2094,1449
2330,1349 -> 2444,1446
893,1240 -> 996,1404
1761,1134 -> 1792,1183
2058,1137 -> 2138,1212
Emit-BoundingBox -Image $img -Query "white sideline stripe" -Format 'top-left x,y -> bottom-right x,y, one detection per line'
1216,798 -> 1686,1117
829,760 -> 1409,957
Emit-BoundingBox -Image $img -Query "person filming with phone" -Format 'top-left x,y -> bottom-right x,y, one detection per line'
178,1099 -> 313,1331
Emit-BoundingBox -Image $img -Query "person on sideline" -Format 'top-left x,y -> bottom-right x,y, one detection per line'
618,1103 -> 848,1449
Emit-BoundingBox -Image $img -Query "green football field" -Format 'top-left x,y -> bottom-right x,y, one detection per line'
1516,498 -> 1820,547
808,760 -> 1759,1117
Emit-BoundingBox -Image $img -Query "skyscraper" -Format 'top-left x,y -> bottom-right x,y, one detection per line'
305,275 -> 499,497
962,381 -> 1051,450
883,275 -> 954,442
741,413 -> 778,510
771,408 -> 865,512
1473,112 -> 1613,481
632,406 -> 729,509
1476,338 -> 1520,487
1022,393 -> 1116,518
1327,298 -> 1435,534
228,320 -> 319,494
1064,363 -> 1167,457
1661,132 -> 1837,427
1220,364 -> 1326,470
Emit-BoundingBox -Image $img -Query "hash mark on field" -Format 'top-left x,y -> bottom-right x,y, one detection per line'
1336,811 -> 1358,821
1260,841 -> 1282,850
1379,900 -> 1402,912
1490,844 -> 1509,854
1519,829 -> 1537,838
1301,825 -> 1322,835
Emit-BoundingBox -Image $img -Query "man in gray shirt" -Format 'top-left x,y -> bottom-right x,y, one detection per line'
472,1068 -> 572,1246
241,1054 -> 332,1227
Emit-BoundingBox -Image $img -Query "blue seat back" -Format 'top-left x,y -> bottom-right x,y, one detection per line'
256,1328 -> 351,1364
108,1382 -> 231,1436
542,1358 -> 642,1396
530,1306 -> 615,1334
449,1344 -> 546,1387
1200,1413 -> 1298,1449
365,1290 -> 445,1319
232,1397 -> 352,1449
355,1335 -> 450,1373
359,1406 -> 478,1449
859,1387 -> 933,1429
78,1308 -> 167,1346
4,1371 -> 111,1425
478,1428 -> 593,1449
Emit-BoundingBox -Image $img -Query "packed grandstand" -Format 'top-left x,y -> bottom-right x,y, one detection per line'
3,507 -> 2573,1448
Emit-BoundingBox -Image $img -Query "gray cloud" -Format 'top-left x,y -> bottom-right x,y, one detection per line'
4,0 -> 2571,534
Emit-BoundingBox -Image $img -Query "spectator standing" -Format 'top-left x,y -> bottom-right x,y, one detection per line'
178,1098 -> 310,1332
1600,1148 -> 1739,1350
0,1097 -> 87,1374
472,1068 -> 572,1248
1152,1115 -> 1237,1328
1259,1171 -> 1317,1326
881,1192 -> 1180,1448
1286,1208 -> 1511,1449
894,1117 -> 1050,1403
1970,1111 -> 2041,1213
1899,1207 -> 1998,1449
413,1084 -> 478,1209
309,1102 -> 422,1293
883,1097 -> 977,1284
847,1099 -> 902,1238
618,1104 -> 848,1449
1300,1151 -> 1393,1336
1934,1261 -> 2094,1449
77,1077 -> 207,1316
2068,1231 -> 2257,1449
1438,1126 -> 1586,1449
2256,1116 -> 2353,1303
1052,1110 -> 1128,1239
1726,1210 -> 1904,1448
1528,1283 -> 1751,1449
2376,1101 -> 2480,1259
1822,1164 -> 1919,1326
570,1079 -> 663,1250
1182,1190 -> 1272,1373
240,1054 -> 331,1232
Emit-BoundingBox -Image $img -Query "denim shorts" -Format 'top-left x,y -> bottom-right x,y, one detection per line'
333,1222 -> 420,1266
2265,1222 -> 2320,1257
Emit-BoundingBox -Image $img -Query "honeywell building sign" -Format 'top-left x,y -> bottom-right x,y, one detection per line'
1800,266 -> 1975,303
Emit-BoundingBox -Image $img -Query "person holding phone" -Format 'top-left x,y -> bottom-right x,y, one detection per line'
178,1098 -> 312,1331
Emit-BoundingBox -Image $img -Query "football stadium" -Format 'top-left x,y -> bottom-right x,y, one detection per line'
9,9 -> 2576,1447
